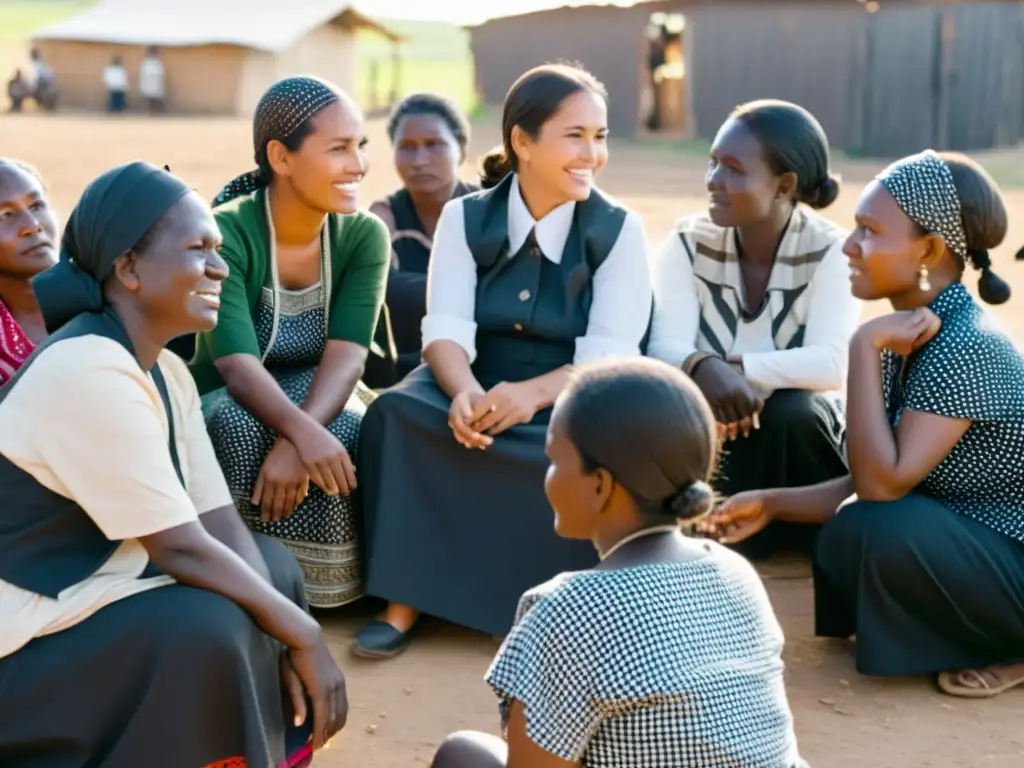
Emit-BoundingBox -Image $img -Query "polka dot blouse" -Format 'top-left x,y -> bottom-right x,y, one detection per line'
883,282 -> 1024,541
485,543 -> 808,767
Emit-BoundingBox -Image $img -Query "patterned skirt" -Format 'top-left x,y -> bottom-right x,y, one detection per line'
203,367 -> 375,608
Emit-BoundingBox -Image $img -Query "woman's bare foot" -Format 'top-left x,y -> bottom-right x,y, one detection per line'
382,602 -> 420,632
938,661 -> 1024,698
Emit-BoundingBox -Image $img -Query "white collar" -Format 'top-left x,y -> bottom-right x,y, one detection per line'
507,174 -> 576,264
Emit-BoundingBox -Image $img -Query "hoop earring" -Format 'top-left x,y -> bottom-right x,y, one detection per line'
917,264 -> 932,292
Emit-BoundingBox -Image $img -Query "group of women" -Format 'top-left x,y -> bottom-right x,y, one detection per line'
0,59 -> 1022,767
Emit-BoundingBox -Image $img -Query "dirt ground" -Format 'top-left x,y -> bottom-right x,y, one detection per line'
3,114 -> 1024,767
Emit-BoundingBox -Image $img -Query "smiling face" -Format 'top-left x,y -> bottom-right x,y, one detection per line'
844,180 -> 945,306
0,162 -> 58,281
393,112 -> 462,196
113,191 -> 228,337
514,89 -> 609,203
705,117 -> 785,228
269,99 -> 368,215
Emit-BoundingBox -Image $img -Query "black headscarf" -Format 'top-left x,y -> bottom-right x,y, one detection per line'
32,161 -> 192,334
212,76 -> 342,208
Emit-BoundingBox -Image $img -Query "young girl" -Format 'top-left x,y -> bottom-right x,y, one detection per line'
432,358 -> 806,768
711,150 -> 1024,699
356,64 -> 652,657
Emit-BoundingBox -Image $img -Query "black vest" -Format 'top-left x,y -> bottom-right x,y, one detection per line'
461,174 -> 646,385
0,308 -> 182,598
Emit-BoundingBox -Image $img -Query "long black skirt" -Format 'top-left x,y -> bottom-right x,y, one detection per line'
814,493 -> 1024,676
359,365 -> 596,637
0,535 -> 313,768
715,389 -> 848,559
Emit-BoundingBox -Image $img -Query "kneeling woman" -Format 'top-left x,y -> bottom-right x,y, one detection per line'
356,64 -> 653,656
0,163 -> 347,766
433,359 -> 807,768
647,100 -> 860,558
711,151 -> 1024,698
191,77 -> 390,608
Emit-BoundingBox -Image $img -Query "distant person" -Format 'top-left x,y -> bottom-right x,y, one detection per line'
102,54 -> 129,113
644,24 -> 666,131
355,63 -> 653,659
0,159 -> 57,385
27,48 -> 53,93
710,151 -> 1024,700
647,99 -> 859,559
192,76 -> 389,609
432,358 -> 808,768
0,161 -> 346,766
364,92 -> 478,388
139,45 -> 165,113
6,70 -> 27,112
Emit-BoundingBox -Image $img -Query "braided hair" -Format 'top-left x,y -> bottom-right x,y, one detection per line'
213,75 -> 349,207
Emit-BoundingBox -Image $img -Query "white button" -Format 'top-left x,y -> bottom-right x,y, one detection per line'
518,289 -> 531,302
514,322 -> 524,331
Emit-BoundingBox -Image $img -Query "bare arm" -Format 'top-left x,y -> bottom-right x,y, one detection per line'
762,475 -> 856,524
846,333 -> 970,501
140,520 -> 318,649
423,339 -> 484,400
506,699 -> 581,768
299,340 -> 367,425
214,354 -> 317,442
200,504 -> 272,583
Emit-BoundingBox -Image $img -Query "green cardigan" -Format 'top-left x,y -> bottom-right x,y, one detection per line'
189,188 -> 390,395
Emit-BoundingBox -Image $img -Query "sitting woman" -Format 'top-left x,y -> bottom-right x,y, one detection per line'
647,99 -> 861,559
190,76 -> 390,609
356,63 -> 653,658
0,161 -> 346,766
710,151 -> 1024,699
364,92 -> 478,388
432,358 -> 807,768
0,158 -> 57,385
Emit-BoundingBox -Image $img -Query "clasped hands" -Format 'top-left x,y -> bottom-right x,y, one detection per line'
447,381 -> 540,449
251,421 -> 357,522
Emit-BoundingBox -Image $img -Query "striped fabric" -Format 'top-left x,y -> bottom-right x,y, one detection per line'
673,207 -> 844,357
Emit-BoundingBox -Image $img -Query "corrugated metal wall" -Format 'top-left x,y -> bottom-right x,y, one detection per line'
468,3 -> 670,138
687,1 -> 1024,157
470,1 -> 1024,157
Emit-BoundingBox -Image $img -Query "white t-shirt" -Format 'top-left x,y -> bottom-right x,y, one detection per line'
0,339 -> 233,658
102,64 -> 129,92
139,57 -> 165,98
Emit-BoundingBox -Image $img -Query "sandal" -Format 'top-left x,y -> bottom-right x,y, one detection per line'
937,667 -> 1024,699
351,619 -> 414,660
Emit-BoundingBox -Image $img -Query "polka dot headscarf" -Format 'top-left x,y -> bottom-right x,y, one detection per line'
213,76 -> 342,207
876,149 -> 968,260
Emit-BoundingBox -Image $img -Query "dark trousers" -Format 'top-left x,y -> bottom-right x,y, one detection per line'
714,389 -> 848,559
108,90 -> 126,112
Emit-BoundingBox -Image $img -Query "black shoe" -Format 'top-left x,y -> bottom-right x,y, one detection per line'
352,619 -> 414,659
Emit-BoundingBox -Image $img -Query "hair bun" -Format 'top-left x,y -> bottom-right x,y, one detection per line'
478,145 -> 513,190
804,173 -> 840,210
664,480 -> 715,521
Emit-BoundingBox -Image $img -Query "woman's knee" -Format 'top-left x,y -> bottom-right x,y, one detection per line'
760,389 -> 830,434
251,534 -> 306,605
432,731 -> 506,768
817,496 -> 938,581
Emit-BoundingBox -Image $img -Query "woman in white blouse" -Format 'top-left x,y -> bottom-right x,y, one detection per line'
648,99 -> 860,559
355,63 -> 652,658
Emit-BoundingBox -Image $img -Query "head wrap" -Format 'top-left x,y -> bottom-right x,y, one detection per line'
212,76 -> 342,207
32,161 -> 191,333
876,149 -> 968,260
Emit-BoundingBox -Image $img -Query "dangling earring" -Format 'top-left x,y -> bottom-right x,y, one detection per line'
917,264 -> 932,292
